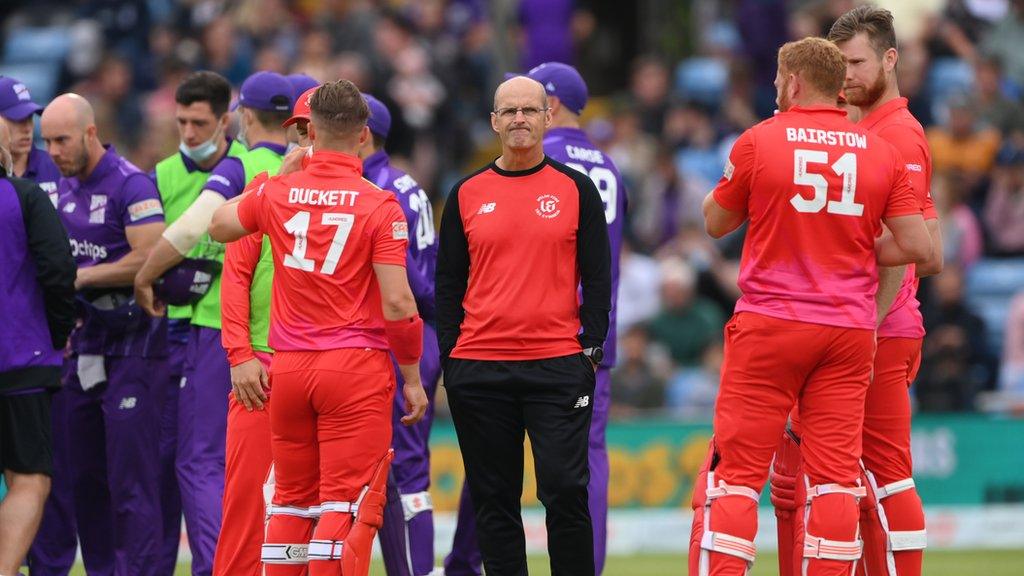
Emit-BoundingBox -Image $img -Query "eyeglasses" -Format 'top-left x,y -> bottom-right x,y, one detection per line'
492,106 -> 549,119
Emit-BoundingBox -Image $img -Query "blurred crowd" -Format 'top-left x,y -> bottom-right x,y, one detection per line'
3,0 -> 1024,416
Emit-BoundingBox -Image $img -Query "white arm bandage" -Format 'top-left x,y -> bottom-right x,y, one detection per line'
162,190 -> 228,255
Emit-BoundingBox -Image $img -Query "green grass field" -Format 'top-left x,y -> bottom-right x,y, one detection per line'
67,549 -> 1024,575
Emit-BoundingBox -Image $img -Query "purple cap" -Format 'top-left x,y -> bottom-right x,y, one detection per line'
231,71 -> 294,112
0,76 -> 44,121
510,62 -> 588,115
362,93 -> 392,138
286,73 -> 320,101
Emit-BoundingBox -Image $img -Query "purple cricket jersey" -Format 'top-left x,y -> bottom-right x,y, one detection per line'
23,147 -> 62,206
363,150 -> 438,320
545,127 -> 626,367
57,145 -> 167,357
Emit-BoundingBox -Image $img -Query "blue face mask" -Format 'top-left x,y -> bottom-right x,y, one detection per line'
179,125 -> 222,163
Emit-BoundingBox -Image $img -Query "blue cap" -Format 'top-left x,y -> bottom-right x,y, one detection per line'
510,62 -> 589,115
286,73 -> 320,101
231,71 -> 294,112
362,93 -> 392,138
0,76 -> 44,121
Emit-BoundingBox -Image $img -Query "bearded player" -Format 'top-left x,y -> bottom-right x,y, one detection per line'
691,37 -> 932,576
769,8 -> 943,576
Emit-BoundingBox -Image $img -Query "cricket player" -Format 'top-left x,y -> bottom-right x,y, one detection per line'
691,37 -> 932,576
357,94 -> 443,576
134,70 -> 291,575
445,62 -> 626,576
1,76 -> 77,576
42,93 -> 168,575
211,84 -> 319,576
769,8 -> 944,576
209,79 -> 428,576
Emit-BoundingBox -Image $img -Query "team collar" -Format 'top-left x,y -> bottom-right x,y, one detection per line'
859,97 -> 909,131
305,149 -> 364,177
81,145 -> 119,186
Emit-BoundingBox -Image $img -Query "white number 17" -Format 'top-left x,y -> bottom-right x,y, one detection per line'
283,210 -> 355,275
791,149 -> 863,216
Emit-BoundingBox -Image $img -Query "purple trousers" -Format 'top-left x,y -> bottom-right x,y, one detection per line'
60,355 -> 166,575
379,324 -> 442,576
177,325 -> 231,576
158,319 -> 189,574
444,366 -> 611,576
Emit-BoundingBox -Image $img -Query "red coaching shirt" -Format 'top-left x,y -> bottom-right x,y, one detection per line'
713,105 -> 921,330
861,96 -> 936,339
237,150 -> 408,352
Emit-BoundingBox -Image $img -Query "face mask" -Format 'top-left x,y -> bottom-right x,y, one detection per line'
236,116 -> 249,149
179,125 -> 222,163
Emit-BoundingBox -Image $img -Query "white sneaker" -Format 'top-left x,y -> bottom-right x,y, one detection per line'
426,569 -> 446,576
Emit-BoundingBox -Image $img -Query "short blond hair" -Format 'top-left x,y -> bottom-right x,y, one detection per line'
309,80 -> 369,139
777,37 -> 847,99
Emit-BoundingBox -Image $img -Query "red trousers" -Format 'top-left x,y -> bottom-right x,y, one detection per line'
264,348 -> 394,576
690,312 -> 874,576
857,337 -> 926,576
213,352 -> 274,576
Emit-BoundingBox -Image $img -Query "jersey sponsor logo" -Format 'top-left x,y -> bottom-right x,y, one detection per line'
565,145 -> 605,165
393,174 -> 418,194
392,221 -> 409,240
906,163 -> 923,172
785,127 -> 867,149
128,199 -> 164,222
574,395 -> 590,409
69,238 -> 109,260
89,195 -> 107,224
288,187 -> 360,207
64,202 -> 77,213
477,202 -> 496,214
535,194 -> 561,219
118,397 -> 138,410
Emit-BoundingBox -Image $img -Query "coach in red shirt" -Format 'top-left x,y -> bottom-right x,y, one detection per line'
435,75 -> 611,576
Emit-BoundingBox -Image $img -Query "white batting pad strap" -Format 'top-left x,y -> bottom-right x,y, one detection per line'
876,478 -> 916,500
308,539 -> 344,560
261,543 -> 309,564
262,465 -> 276,510
803,534 -> 863,561
400,491 -> 434,521
888,529 -> 927,551
805,483 -> 866,502
319,501 -> 358,514
706,479 -> 760,503
266,504 -> 318,518
700,530 -> 756,563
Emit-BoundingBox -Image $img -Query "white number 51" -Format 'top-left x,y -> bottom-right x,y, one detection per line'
791,149 -> 863,216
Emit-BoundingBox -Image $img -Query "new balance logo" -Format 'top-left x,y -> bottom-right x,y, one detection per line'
478,202 -> 496,214
574,395 -> 590,409
118,397 -> 138,410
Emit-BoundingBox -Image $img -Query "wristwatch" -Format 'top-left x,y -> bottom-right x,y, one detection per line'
582,346 -> 604,365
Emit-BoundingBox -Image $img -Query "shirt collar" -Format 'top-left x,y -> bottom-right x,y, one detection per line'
305,150 -> 364,178
362,150 -> 390,180
859,97 -> 909,131
785,105 -> 848,117
250,141 -> 288,156
544,126 -> 586,142
24,147 -> 44,178
82,145 -> 118,186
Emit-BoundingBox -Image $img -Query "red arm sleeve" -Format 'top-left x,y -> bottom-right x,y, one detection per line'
878,124 -> 937,220
237,172 -> 271,233
220,232 -> 263,366
369,198 -> 409,266
712,129 -> 757,212
884,158 -> 923,219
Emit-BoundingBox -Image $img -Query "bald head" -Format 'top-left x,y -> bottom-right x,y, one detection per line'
41,93 -> 101,178
42,93 -> 95,130
493,76 -> 547,111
